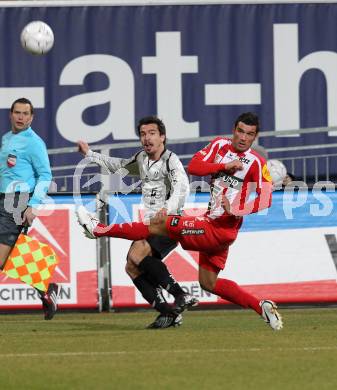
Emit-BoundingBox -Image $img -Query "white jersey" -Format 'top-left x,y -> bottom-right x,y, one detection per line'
86,148 -> 189,219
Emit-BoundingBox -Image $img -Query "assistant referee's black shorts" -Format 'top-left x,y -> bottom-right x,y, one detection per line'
0,192 -> 29,247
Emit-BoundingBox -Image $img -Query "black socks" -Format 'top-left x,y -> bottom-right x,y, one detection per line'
133,274 -> 173,315
138,256 -> 185,298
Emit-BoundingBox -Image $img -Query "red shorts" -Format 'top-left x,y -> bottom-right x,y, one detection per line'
166,214 -> 242,270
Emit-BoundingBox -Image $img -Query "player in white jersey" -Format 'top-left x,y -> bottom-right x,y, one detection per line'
78,116 -> 198,328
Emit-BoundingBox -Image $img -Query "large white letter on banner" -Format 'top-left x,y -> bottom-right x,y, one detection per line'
142,32 -> 199,139
56,54 -> 135,143
274,24 -> 337,135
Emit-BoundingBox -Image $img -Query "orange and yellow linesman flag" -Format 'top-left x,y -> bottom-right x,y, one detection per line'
3,234 -> 59,292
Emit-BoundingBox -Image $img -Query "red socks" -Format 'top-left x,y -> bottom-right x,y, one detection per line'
213,278 -> 262,315
94,222 -> 150,241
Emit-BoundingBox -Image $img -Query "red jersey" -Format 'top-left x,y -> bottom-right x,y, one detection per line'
188,136 -> 272,219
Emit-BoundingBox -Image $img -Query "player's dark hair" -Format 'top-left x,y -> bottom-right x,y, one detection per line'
137,116 -> 166,144
234,112 -> 260,134
10,98 -> 34,115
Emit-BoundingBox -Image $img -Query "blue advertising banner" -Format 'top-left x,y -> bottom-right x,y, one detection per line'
1,3 -> 337,172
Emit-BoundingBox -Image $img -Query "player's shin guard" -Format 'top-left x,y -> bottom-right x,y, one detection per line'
213,278 -> 262,314
138,256 -> 185,297
94,222 -> 150,241
133,275 -> 174,315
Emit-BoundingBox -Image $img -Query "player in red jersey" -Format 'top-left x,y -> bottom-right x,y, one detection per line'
77,112 -> 283,330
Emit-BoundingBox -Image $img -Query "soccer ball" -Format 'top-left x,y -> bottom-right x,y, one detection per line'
267,159 -> 287,187
20,21 -> 54,55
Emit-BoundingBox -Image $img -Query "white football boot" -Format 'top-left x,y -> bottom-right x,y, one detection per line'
260,300 -> 283,330
76,205 -> 99,239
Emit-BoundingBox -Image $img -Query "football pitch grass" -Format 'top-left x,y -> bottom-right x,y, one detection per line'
0,308 -> 336,389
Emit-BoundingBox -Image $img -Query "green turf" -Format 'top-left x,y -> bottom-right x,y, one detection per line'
0,308 -> 336,389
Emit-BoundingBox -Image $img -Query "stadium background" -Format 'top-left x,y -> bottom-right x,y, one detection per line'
0,0 -> 337,311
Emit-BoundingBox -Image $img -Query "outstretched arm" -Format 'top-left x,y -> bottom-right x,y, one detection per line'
77,140 -> 140,175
